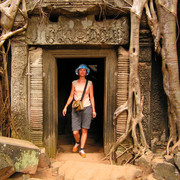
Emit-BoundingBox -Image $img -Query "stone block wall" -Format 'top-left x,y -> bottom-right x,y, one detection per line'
139,44 -> 152,144
150,55 -> 168,145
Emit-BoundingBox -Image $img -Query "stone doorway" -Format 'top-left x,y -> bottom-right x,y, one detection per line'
43,48 -> 116,157
57,58 -> 104,153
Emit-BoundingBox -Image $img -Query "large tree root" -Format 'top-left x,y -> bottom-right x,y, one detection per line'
104,96 -> 149,164
109,0 -> 180,162
104,0 -> 150,164
145,0 -> 180,156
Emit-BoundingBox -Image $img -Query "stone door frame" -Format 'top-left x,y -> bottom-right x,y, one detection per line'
44,48 -> 117,155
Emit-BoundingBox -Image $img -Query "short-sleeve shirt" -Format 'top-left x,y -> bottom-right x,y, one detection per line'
72,80 -> 92,108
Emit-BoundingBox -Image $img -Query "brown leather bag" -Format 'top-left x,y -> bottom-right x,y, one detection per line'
72,80 -> 88,112
72,100 -> 84,112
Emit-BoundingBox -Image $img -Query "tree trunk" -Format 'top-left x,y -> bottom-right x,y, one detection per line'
156,0 -> 180,154
104,0 -> 149,163
0,0 -> 28,137
128,0 -> 149,152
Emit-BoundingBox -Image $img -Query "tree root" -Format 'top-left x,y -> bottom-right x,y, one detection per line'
103,96 -> 149,164
0,0 -> 28,48
116,145 -> 133,159
0,0 -> 28,137
103,1 -> 151,164
145,0 -> 180,156
171,139 -> 180,155
0,67 -> 3,77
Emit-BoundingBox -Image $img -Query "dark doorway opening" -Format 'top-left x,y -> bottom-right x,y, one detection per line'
57,58 -> 104,153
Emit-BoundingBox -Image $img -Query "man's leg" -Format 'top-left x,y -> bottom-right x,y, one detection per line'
79,128 -> 88,158
73,130 -> 80,142
80,128 -> 88,148
72,130 -> 80,152
79,106 -> 92,158
81,106 -> 92,149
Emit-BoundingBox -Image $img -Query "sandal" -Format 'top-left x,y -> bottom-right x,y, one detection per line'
79,149 -> 86,158
72,143 -> 80,152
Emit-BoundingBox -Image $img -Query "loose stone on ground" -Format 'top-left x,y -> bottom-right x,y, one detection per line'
56,161 -> 142,180
0,136 -> 40,176
0,151 -> 16,179
152,157 -> 179,180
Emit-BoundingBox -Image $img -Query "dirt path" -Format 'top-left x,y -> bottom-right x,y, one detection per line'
31,149 -> 111,180
30,143 -> 143,180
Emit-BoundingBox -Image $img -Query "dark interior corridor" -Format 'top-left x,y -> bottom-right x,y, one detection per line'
57,58 -> 104,153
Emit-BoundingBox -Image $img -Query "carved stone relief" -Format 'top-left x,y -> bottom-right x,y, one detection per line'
11,42 -> 29,140
26,15 -> 129,45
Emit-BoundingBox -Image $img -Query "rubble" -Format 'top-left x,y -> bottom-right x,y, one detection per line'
1,135 -> 180,179
38,148 -> 50,168
135,152 -> 180,180
135,152 -> 154,175
152,157 -> 179,180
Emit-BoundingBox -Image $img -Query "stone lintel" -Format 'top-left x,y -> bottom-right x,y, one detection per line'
26,15 -> 129,46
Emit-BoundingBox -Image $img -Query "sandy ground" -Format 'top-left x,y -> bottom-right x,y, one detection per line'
31,135 -> 110,180
9,134 -> 109,180
31,152 -> 110,180
8,135 -> 180,180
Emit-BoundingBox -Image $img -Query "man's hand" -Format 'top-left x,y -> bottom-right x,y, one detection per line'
92,111 -> 96,119
62,107 -> 67,116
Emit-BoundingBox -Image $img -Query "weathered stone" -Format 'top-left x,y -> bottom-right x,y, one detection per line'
26,0 -> 129,18
51,161 -> 63,174
26,15 -> 129,45
9,173 -> 30,180
11,41 -> 29,140
10,173 -> 43,180
28,47 -> 44,147
0,136 -> 40,174
0,152 -> 16,180
57,161 -> 142,180
174,152 -> 180,171
164,155 -> 174,164
135,153 -> 154,175
147,174 -> 158,180
150,56 -> 168,144
26,0 -> 104,13
38,148 -> 50,168
152,157 -> 179,180
139,61 -> 152,144
151,138 -> 159,152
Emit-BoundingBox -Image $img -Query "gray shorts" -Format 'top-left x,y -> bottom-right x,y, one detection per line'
71,105 -> 92,131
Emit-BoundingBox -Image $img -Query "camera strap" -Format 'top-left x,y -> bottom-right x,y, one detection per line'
80,80 -> 88,101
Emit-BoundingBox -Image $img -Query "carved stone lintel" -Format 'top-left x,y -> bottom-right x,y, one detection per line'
26,15 -> 129,45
